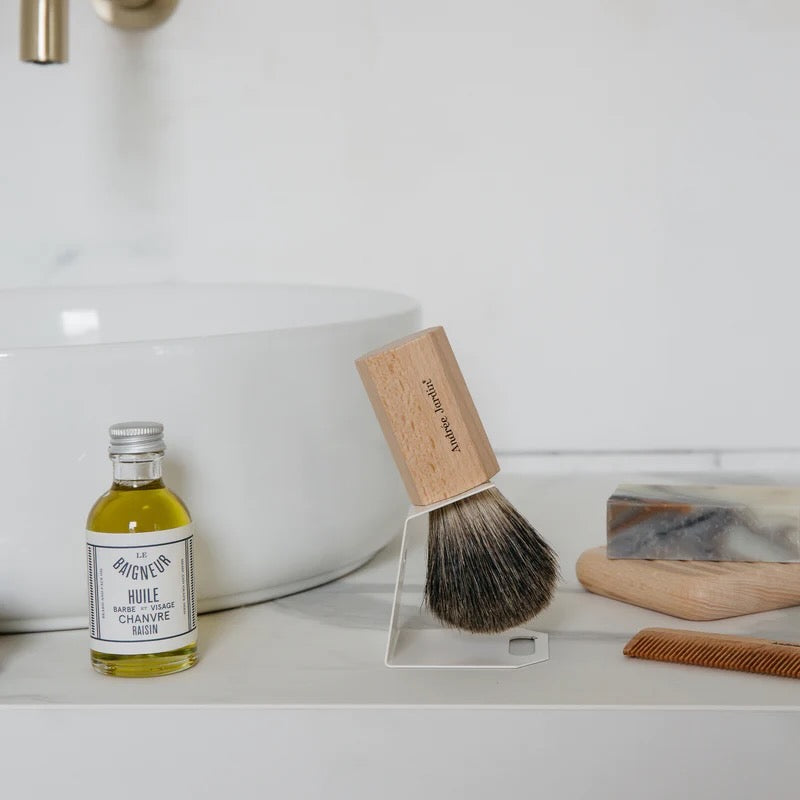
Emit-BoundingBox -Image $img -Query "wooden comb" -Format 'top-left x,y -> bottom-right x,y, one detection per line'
623,627 -> 800,679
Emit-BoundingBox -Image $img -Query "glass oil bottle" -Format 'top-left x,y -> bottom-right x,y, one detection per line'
86,422 -> 198,676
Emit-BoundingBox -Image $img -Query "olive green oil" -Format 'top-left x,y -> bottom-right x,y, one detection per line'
86,422 -> 198,677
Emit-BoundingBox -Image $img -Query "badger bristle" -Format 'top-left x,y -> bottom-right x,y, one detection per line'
425,487 -> 559,634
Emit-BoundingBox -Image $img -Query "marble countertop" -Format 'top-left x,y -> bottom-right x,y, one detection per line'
3,471 -> 800,709
5,470 -> 800,799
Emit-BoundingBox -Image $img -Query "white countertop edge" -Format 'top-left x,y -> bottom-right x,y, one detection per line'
3,702 -> 800,712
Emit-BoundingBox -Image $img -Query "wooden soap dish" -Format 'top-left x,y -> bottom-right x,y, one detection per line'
576,546 -> 800,620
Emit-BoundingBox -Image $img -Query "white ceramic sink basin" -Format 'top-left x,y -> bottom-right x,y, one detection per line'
0,284 -> 420,632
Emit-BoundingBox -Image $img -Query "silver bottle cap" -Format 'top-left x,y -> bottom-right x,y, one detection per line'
108,421 -> 166,455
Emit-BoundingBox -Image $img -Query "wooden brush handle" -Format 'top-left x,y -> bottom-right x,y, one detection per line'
356,327 -> 498,506
624,627 -> 800,679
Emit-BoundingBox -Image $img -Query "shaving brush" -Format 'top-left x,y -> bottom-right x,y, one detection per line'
356,327 -> 559,634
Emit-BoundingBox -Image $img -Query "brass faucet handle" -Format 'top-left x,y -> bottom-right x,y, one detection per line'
20,0 -> 181,66
92,0 -> 179,30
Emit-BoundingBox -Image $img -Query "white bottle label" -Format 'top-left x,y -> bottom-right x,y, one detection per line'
86,525 -> 197,655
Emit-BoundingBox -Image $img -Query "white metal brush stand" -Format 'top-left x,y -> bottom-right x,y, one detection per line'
385,483 -> 550,668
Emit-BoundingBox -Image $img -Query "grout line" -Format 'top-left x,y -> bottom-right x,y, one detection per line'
497,449 -> 800,475
496,448 -> 800,457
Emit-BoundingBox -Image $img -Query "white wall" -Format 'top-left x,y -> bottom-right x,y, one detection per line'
2,2 -> 800,453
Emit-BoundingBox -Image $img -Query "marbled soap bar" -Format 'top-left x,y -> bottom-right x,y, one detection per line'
607,484 -> 800,561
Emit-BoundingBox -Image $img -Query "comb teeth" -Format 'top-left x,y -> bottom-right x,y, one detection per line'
624,628 -> 800,679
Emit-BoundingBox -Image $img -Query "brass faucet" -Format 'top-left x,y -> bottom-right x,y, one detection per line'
20,0 -> 179,64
